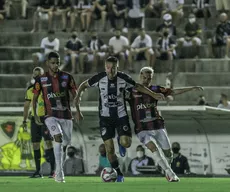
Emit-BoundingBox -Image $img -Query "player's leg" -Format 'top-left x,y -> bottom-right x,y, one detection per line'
44,117 -> 65,182
30,117 -> 43,178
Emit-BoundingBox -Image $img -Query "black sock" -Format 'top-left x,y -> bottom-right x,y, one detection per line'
45,148 -> 55,172
34,149 -> 41,173
111,159 -> 123,176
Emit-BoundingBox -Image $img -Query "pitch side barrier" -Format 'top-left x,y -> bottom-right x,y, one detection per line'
0,106 -> 230,175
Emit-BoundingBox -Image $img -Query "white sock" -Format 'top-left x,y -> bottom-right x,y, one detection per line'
152,150 -> 171,171
54,142 -> 63,172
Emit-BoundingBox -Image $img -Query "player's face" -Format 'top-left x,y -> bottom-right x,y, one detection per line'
47,57 -> 60,73
105,62 -> 117,79
140,72 -> 152,86
33,70 -> 40,78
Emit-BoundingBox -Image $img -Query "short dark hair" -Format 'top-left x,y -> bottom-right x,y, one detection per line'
136,145 -> 144,151
48,30 -> 55,35
47,51 -> 60,60
106,56 -> 118,63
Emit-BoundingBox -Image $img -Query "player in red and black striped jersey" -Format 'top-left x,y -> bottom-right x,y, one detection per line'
33,51 -> 79,183
126,66 -> 203,182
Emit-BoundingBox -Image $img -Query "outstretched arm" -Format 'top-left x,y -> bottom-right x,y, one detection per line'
171,86 -> 203,95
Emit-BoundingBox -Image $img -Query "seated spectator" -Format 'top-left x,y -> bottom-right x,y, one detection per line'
197,95 -> 209,106
21,0 -> 28,19
171,142 -> 190,174
83,30 -> 107,73
30,0 -> 55,33
63,146 -> 84,175
215,0 -> 230,15
32,30 -> 60,66
177,13 -> 202,58
50,0 -> 71,32
95,144 -> 111,175
0,0 -> 11,20
108,28 -> 129,70
128,145 -> 155,175
109,0 -> 128,33
156,28 -> 176,61
92,0 -> 107,31
156,13 -> 177,39
164,0 -> 184,25
129,28 -> 155,70
208,13 -> 230,58
192,0 -> 211,28
217,93 -> 230,109
146,0 -> 166,18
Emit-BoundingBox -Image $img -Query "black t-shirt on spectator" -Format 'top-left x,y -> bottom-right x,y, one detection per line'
65,39 -> 83,52
40,0 -> 54,9
87,38 -> 105,51
214,21 -> 230,45
156,23 -> 177,37
114,0 -> 127,10
56,0 -> 71,9
185,22 -> 200,37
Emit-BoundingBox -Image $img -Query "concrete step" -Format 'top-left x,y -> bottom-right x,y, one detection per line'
0,60 -> 34,74
174,72 -> 230,86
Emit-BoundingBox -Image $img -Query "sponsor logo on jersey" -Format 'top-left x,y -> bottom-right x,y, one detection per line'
104,94 -> 118,99
42,83 -> 51,87
61,81 -> 67,87
101,127 -> 107,136
110,83 -> 115,88
41,77 -> 48,82
104,101 -> 122,108
61,75 -> 68,79
47,91 -> 65,99
133,94 -> 142,98
137,103 -> 155,110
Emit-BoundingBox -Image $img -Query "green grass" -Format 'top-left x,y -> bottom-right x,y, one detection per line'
0,177 -> 229,192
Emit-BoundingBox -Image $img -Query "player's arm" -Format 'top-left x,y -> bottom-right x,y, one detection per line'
171,86 -> 203,95
23,87 -> 32,125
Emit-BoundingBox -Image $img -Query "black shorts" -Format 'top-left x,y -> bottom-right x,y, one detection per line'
99,116 -> 132,141
31,116 -> 52,143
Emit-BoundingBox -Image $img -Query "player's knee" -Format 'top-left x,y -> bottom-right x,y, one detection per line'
163,149 -> 173,163
53,134 -> 62,143
45,140 -> 53,149
32,142 -> 40,150
120,136 -> 131,148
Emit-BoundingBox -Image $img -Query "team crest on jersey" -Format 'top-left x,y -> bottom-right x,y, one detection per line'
35,82 -> 40,91
61,75 -> 68,79
1,121 -> 15,139
41,77 -> 48,82
110,83 -> 115,88
61,81 -> 67,87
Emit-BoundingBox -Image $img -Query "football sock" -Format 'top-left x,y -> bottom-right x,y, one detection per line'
45,148 -> 55,172
34,149 -> 41,172
111,159 -> 123,176
152,150 -> 171,171
54,142 -> 63,172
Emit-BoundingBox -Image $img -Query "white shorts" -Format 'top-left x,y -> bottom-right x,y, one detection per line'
179,37 -> 202,47
45,117 -> 73,146
216,0 -> 230,11
35,52 -> 45,62
137,129 -> 171,150
87,52 -> 106,62
38,12 -> 49,20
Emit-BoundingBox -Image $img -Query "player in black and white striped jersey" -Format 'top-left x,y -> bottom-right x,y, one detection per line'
75,56 -> 164,182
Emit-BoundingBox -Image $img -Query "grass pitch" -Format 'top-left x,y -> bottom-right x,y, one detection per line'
0,176 -> 229,192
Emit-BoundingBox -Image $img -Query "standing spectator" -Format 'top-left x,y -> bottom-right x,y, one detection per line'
192,0 -> 211,28
83,30 -> 107,73
63,146 -> 84,175
92,0 -> 107,31
0,0 -> 11,20
197,95 -> 209,106
217,93 -> 230,109
21,0 -> 28,19
128,145 -> 155,175
108,28 -> 129,70
129,28 -> 155,70
32,30 -> 60,66
156,13 -> 177,38
95,144 -> 111,175
61,31 -> 84,74
177,13 -> 202,58
208,13 -> 230,58
215,0 -> 230,15
171,142 -> 190,174
146,0 -> 166,18
109,0 -> 128,33
30,0 -> 55,33
156,28 -> 176,61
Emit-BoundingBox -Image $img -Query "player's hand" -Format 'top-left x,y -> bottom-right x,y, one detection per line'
153,93 -> 165,100
193,86 -> 203,91
21,121 -> 27,131
76,111 -> 84,122
34,115 -> 43,125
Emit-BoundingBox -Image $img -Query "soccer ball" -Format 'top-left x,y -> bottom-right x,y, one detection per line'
100,167 -> 117,182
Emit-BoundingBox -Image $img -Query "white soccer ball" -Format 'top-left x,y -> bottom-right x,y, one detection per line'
100,167 -> 117,182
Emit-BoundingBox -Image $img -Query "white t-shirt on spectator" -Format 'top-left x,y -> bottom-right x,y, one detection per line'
40,37 -> 60,55
109,36 -> 129,54
131,34 -> 152,48
217,102 -> 230,110
166,0 -> 184,11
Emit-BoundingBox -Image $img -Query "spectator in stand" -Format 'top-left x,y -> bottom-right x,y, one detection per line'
82,30 -> 107,73
61,31 -> 84,74
92,0 -> 108,32
215,0 -> 230,15
108,28 -> 129,70
197,95 -> 209,106
109,0 -> 128,33
192,0 -> 211,28
128,28 -> 155,71
128,145 -> 155,175
30,0 -> 55,33
32,30 -> 60,66
0,0 -> 11,20
156,13 -> 177,39
177,13 -> 202,58
21,0 -> 28,19
49,0 -> 71,32
63,146 -> 84,175
146,0 -> 166,18
217,93 -> 230,109
171,142 -> 190,174
164,0 -> 184,25
208,13 -> 230,58
156,28 -> 176,61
